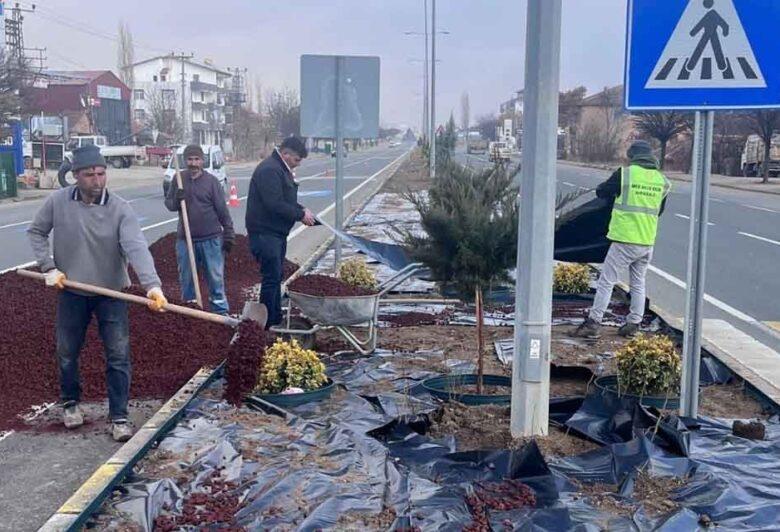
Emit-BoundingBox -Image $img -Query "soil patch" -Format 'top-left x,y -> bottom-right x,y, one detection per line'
573,469 -> 687,518
428,402 -> 599,457
336,506 -> 397,531
447,384 -> 511,396
288,274 -> 377,297
380,150 -> 430,193
699,381 -> 771,419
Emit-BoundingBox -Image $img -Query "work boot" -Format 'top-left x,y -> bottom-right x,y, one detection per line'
618,322 -> 640,338
63,403 -> 84,429
573,317 -> 601,339
111,420 -> 133,442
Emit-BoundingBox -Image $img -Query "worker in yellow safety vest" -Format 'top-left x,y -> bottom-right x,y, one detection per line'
574,140 -> 671,339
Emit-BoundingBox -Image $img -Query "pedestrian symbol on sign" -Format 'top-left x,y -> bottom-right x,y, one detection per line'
646,0 -> 765,89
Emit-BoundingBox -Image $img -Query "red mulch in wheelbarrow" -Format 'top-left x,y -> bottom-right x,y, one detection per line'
137,233 -> 298,313
288,274 -> 377,297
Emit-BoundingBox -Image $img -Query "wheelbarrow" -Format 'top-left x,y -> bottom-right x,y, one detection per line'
272,262 -> 425,355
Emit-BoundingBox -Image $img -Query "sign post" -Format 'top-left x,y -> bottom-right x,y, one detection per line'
300,54 -> 380,269
626,0 -> 780,417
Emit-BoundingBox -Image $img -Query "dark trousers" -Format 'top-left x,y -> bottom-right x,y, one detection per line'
249,232 -> 287,327
56,291 -> 130,420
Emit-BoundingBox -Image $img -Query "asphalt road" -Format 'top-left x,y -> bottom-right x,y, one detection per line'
0,142 -> 412,273
458,149 -> 780,353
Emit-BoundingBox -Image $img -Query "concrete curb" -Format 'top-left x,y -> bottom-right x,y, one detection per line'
559,160 -> 780,196
39,363 -> 224,532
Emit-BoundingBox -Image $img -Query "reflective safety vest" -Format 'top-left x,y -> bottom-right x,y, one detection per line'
607,165 -> 671,246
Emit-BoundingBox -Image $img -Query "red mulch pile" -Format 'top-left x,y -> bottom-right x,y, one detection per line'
379,311 -> 446,327
288,274 -> 377,297
224,321 -> 267,405
0,232 -> 287,432
464,480 -> 537,532
154,471 -> 245,531
139,233 -> 298,313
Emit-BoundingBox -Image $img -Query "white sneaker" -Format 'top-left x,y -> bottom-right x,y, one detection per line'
111,420 -> 133,442
63,404 -> 84,429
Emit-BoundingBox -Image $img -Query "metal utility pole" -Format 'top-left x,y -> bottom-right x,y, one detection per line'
423,0 -> 429,144
171,52 -> 195,143
334,56 -> 345,268
510,0 -> 563,437
680,111 -> 713,418
429,0 -> 436,178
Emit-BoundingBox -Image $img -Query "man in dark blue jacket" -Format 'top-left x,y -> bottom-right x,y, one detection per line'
246,137 -> 315,327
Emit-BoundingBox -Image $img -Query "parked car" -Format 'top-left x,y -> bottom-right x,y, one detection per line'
163,145 -> 228,196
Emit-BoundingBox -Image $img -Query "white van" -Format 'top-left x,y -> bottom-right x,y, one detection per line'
162,145 -> 227,196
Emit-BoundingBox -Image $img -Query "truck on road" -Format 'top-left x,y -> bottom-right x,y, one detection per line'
488,141 -> 511,163
466,132 -> 488,154
741,134 -> 780,177
64,135 -> 147,169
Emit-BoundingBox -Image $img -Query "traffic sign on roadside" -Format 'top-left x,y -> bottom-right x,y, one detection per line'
625,0 -> 780,110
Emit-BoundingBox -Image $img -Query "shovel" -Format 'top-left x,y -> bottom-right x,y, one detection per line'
17,270 -> 267,328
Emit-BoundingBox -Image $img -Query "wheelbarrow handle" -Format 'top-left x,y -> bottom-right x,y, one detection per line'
16,269 -> 239,327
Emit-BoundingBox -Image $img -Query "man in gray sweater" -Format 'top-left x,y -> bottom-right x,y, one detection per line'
27,145 -> 168,442
164,144 -> 234,315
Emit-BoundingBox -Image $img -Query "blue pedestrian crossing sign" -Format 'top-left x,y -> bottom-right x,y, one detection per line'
625,0 -> 780,110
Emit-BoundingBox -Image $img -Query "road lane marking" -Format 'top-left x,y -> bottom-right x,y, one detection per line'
738,231 -> 780,246
710,198 -> 726,203
647,264 -> 756,323
0,220 -> 31,230
562,181 -> 576,187
741,204 -> 779,214
674,213 -> 714,225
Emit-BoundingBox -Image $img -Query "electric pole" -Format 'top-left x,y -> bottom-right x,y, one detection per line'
429,0 -> 436,178
171,52 -> 195,144
510,0 -> 563,437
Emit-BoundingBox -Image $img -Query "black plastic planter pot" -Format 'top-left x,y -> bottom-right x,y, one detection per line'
594,375 -> 684,409
249,378 -> 336,408
422,374 -> 512,405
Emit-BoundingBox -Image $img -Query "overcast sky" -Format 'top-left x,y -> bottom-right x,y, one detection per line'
21,0 -> 627,129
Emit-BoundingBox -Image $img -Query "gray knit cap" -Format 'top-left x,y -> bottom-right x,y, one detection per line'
626,140 -> 654,160
71,145 -> 106,172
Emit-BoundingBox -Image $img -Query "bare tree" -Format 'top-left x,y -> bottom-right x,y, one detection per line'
460,91 -> 470,132
576,87 -> 622,163
475,114 -> 499,141
264,87 -> 300,139
558,86 -> 586,157
748,110 -> 780,183
0,48 -> 31,121
632,111 -> 691,170
117,21 -> 135,89
144,87 -> 183,144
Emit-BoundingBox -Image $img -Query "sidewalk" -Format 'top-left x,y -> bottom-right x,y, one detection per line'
560,159 -> 780,196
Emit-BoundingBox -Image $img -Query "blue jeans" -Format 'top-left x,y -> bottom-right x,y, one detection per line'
56,291 -> 130,421
175,237 -> 229,315
249,232 -> 287,327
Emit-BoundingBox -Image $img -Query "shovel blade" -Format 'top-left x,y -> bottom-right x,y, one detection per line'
241,301 -> 268,328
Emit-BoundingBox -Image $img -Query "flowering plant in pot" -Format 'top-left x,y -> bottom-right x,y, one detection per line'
255,339 -> 328,395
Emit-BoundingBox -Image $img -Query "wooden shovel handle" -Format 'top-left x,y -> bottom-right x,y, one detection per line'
16,269 -> 238,327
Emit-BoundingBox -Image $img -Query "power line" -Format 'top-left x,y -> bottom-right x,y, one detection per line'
19,3 -> 169,54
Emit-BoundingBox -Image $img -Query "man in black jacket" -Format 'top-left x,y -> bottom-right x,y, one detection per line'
246,137 -> 315,327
